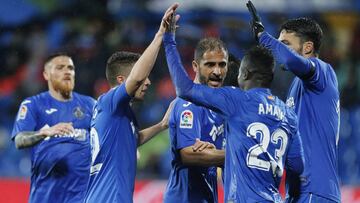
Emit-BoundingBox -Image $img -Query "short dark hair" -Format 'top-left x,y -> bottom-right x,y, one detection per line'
223,53 -> 240,87
242,46 -> 275,88
194,37 -> 228,63
280,17 -> 323,55
106,51 -> 140,87
44,53 -> 71,67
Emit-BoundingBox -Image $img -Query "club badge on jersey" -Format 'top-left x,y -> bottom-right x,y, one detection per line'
180,110 -> 193,129
73,106 -> 85,119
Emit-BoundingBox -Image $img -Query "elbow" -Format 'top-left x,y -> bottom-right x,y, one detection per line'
176,87 -> 187,98
284,57 -> 299,71
175,82 -> 194,100
180,153 -> 194,166
292,158 -> 305,175
293,163 -> 304,175
180,149 -> 198,166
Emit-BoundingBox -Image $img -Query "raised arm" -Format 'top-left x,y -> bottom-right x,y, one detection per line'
246,0 -> 316,80
163,14 -> 237,116
125,3 -> 179,96
259,32 -> 316,79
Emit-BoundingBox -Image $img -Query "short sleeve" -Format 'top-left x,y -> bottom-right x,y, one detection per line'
11,98 -> 37,140
303,58 -> 328,92
174,102 -> 203,150
101,83 -> 132,114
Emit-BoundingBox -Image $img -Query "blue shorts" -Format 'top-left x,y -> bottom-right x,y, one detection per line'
285,193 -> 338,203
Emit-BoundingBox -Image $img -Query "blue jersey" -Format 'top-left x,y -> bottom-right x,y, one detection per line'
11,91 -> 95,203
164,98 -> 225,203
85,84 -> 138,203
260,32 -> 341,202
163,33 -> 304,203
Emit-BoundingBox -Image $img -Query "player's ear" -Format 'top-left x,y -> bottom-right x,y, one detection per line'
43,70 -> 49,81
116,75 -> 126,84
192,60 -> 199,73
302,41 -> 314,56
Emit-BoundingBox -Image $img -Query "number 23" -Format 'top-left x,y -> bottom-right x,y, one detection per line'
246,122 -> 288,172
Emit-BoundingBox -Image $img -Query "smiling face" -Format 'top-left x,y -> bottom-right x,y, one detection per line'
44,56 -> 75,99
193,48 -> 228,88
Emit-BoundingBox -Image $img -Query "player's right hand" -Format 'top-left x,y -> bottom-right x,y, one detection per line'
192,138 -> 216,152
160,3 -> 180,35
40,122 -> 74,137
160,100 -> 176,129
246,0 -> 265,42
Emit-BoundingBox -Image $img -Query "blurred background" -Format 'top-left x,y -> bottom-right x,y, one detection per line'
0,0 -> 359,202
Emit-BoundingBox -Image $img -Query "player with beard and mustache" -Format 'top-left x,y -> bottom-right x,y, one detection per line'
164,6 -> 304,202
246,1 -> 340,202
12,53 -> 96,203
163,36 -> 227,203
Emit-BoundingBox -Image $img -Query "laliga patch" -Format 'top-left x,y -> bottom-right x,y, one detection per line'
17,105 -> 28,120
180,110 -> 193,129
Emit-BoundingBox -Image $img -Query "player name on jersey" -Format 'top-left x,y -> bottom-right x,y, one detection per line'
258,103 -> 285,120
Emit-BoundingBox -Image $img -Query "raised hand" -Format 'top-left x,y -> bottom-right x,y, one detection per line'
246,0 -> 265,42
160,3 -> 180,35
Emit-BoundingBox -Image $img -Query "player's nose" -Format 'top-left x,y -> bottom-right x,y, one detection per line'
213,66 -> 221,75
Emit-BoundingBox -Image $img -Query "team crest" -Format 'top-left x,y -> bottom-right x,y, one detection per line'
180,110 -> 193,129
73,106 -> 85,119
17,105 -> 28,120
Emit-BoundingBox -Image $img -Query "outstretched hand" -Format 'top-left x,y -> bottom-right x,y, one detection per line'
246,0 -> 265,42
159,3 -> 180,35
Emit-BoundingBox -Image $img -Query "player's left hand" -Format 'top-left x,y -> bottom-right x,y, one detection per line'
246,0 -> 265,42
159,3 -> 180,35
192,138 -> 216,152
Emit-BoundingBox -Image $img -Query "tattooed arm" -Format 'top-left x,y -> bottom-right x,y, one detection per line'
14,122 -> 74,149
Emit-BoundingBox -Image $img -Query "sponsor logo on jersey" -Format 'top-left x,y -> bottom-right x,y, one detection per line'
17,105 -> 28,120
45,108 -> 58,114
73,106 -> 84,119
180,110 -> 193,129
183,102 -> 192,107
42,124 -> 87,141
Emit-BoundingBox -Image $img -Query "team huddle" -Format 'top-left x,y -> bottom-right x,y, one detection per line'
11,1 -> 340,203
